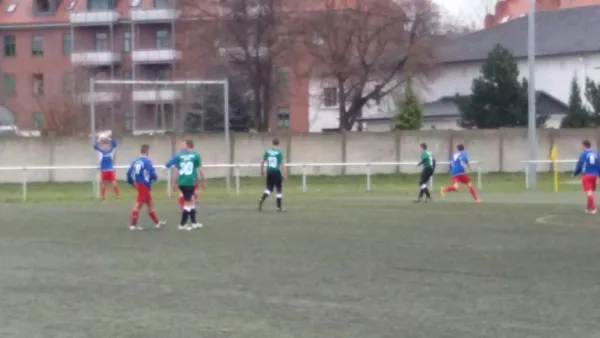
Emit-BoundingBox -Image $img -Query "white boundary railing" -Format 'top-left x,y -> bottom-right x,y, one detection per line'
521,159 -> 576,188
0,161 -> 481,201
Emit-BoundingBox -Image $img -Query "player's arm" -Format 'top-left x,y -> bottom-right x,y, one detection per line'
197,156 -> 206,188
165,154 -> 178,169
261,151 -> 267,176
279,153 -> 287,180
110,138 -> 117,150
126,163 -> 135,187
416,152 -> 425,167
574,152 -> 585,176
461,153 -> 472,171
93,139 -> 101,152
148,160 -> 158,182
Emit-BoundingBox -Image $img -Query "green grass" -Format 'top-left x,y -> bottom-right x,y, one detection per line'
2,194 -> 600,337
0,172 -> 585,203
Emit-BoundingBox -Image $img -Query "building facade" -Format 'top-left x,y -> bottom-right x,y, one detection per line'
484,0 -> 600,28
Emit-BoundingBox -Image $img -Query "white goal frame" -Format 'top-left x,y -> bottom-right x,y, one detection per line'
88,78 -> 232,193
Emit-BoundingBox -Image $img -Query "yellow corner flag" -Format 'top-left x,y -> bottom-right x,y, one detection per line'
550,145 -> 558,192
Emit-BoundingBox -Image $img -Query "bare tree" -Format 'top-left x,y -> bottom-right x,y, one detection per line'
181,0 -> 295,131
295,0 -> 442,131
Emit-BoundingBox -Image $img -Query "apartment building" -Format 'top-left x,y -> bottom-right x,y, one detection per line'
0,0 -> 181,132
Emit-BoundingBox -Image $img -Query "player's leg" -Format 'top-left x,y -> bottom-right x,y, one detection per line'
130,202 -> 143,231
423,168 -> 432,200
582,175 -> 597,213
259,173 -> 274,211
441,176 -> 459,196
416,169 -> 432,202
178,193 -> 184,210
146,199 -> 166,228
466,182 -> 481,203
275,172 -> 283,211
110,170 -> 120,198
178,186 -> 194,230
100,171 -> 108,199
188,187 -> 202,229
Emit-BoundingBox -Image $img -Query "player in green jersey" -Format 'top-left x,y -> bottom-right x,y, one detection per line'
166,139 -> 206,231
259,138 -> 287,212
415,142 -> 435,202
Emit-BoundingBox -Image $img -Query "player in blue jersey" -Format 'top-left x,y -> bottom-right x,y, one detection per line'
573,140 -> 600,214
94,133 -> 120,199
126,144 -> 165,231
441,144 -> 480,203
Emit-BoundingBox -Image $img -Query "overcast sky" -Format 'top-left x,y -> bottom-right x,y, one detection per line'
434,0 -> 492,24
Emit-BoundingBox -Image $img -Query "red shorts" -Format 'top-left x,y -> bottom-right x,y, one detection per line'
136,183 -> 152,204
581,174 -> 598,191
451,174 -> 471,184
101,170 -> 116,182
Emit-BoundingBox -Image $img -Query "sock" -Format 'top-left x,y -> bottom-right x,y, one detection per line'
148,211 -> 159,224
469,186 -> 478,200
276,194 -> 282,209
445,186 -> 457,192
130,210 -> 139,226
101,185 -> 106,198
587,194 -> 595,210
418,188 -> 425,199
424,188 -> 431,199
190,208 -> 197,224
260,191 -> 269,202
113,185 -> 120,197
178,196 -> 184,210
180,209 -> 190,225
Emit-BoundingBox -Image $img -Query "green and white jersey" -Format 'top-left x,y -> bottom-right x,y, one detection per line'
167,150 -> 202,186
263,147 -> 284,174
421,150 -> 434,169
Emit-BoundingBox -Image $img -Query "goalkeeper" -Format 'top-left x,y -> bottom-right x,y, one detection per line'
415,142 -> 435,202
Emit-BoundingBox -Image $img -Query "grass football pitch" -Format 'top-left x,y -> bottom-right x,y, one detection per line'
2,174 -> 600,337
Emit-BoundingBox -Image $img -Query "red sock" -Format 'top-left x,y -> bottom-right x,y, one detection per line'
113,185 -> 120,197
131,210 -> 139,226
445,186 -> 457,192
178,196 -> 184,210
148,211 -> 159,224
469,186 -> 478,200
587,195 -> 595,211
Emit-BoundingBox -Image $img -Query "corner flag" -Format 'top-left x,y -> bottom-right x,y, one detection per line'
550,145 -> 558,192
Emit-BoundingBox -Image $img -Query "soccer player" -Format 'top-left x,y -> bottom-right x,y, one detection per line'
573,140 -> 600,214
441,144 -> 481,203
415,142 -> 435,202
126,144 -> 165,231
166,140 -> 205,231
94,134 -> 119,199
258,138 -> 287,211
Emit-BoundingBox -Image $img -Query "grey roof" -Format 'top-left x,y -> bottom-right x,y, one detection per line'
358,91 -> 568,122
440,5 -> 600,63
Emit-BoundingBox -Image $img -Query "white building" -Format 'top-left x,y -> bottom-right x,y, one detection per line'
339,5 -> 600,131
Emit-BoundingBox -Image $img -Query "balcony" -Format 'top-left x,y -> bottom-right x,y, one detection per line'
218,46 -> 268,59
131,8 -> 181,22
71,52 -> 121,66
132,49 -> 181,64
133,89 -> 181,103
78,92 -> 121,104
70,10 -> 120,25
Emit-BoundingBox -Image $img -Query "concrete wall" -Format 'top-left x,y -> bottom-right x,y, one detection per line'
0,128 -> 597,182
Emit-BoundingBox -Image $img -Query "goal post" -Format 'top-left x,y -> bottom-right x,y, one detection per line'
88,78 -> 232,197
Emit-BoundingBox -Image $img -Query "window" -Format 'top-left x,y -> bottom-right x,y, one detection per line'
124,71 -> 132,79
157,68 -> 168,80
278,107 -> 289,129
33,112 -> 44,130
5,4 -> 17,12
66,1 -> 76,10
3,74 -> 15,96
153,0 -> 168,8
33,74 -> 44,95
62,73 -> 74,93
123,31 -> 131,53
131,0 -> 141,7
31,35 -> 44,56
34,0 -> 52,13
62,33 -> 72,55
3,35 -> 15,57
88,0 -> 113,10
156,30 -> 169,49
95,32 -> 108,51
277,68 -> 289,90
323,87 -> 338,107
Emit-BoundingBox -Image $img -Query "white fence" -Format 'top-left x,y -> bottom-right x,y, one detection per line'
0,161 -> 481,201
521,159 -> 576,188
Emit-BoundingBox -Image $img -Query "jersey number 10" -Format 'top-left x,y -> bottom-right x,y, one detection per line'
267,156 -> 278,168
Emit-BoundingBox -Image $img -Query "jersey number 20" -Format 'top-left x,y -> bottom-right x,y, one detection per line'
180,161 -> 194,175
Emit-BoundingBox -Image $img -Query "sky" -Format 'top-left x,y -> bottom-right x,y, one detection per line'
434,0 -> 492,24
